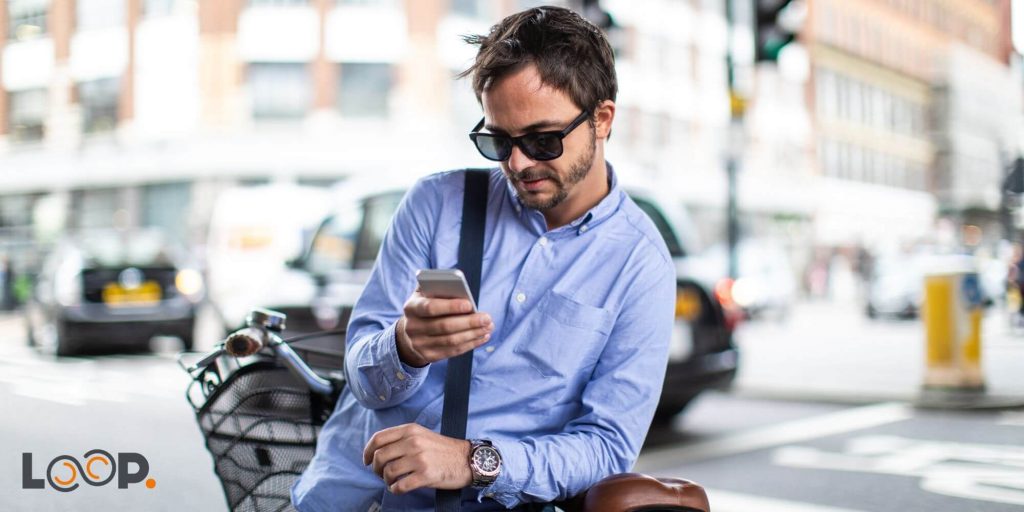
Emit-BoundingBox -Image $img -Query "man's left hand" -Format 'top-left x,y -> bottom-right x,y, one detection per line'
363,423 -> 473,494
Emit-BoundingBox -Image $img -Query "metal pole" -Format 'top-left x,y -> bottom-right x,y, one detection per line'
725,0 -> 743,280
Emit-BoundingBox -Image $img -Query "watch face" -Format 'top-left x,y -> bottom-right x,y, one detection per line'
472,446 -> 501,475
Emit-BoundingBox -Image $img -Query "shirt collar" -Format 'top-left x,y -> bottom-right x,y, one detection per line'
503,161 -> 625,237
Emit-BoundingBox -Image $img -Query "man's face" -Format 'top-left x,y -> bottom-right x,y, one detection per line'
480,64 -> 597,212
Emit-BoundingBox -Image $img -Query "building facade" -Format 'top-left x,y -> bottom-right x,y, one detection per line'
803,0 -> 1020,253
0,0 -> 739,278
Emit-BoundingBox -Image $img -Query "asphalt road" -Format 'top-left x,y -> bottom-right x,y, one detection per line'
1,302 -> 1022,511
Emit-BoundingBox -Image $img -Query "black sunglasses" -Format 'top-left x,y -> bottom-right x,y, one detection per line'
469,110 -> 591,162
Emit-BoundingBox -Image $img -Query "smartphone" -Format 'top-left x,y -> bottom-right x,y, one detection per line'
416,269 -> 477,312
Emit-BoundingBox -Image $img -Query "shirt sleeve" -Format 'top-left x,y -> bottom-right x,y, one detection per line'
343,175 -> 442,410
478,256 -> 676,506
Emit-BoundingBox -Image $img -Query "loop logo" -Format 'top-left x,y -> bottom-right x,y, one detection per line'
22,451 -> 156,492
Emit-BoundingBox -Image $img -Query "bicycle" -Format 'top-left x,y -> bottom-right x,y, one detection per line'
179,308 -> 709,512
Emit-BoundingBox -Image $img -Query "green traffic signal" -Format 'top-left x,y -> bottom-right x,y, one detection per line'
755,0 -> 804,62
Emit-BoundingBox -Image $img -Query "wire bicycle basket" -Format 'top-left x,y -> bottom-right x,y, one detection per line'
179,309 -> 346,512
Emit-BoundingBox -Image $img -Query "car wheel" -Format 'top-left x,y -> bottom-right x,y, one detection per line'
54,320 -> 78,357
179,318 -> 196,351
652,394 -> 698,424
24,314 -> 37,347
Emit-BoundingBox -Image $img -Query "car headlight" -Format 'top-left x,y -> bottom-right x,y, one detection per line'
731,278 -> 757,308
175,269 -> 204,300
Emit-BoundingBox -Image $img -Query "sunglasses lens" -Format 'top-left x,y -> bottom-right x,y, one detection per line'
522,134 -> 562,161
473,135 -> 511,161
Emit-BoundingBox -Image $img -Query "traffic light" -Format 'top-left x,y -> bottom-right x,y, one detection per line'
755,0 -> 805,62
581,0 -> 616,30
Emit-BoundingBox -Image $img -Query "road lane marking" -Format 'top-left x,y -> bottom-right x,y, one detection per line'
774,435 -> 1024,506
999,411 -> 1024,426
636,402 -> 913,472
706,488 -> 870,512
0,351 -> 186,405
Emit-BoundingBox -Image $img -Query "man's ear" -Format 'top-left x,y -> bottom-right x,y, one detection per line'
594,100 -> 616,140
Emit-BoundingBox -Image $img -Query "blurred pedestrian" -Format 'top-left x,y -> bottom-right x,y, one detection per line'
0,254 -> 11,311
1009,243 -> 1024,327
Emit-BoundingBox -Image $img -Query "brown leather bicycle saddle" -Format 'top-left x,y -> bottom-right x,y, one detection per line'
577,473 -> 710,512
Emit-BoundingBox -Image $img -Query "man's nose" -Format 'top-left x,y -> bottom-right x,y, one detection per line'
507,144 -> 536,173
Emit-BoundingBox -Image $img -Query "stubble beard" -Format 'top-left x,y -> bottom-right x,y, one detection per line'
511,125 -> 597,211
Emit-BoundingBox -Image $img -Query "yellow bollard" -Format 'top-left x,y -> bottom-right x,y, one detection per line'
922,270 -> 985,391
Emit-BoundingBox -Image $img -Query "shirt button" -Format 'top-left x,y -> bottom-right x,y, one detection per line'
515,292 -> 526,303
538,236 -> 549,247
378,395 -> 387,402
580,225 -> 589,233
485,346 -> 495,353
485,493 -> 494,498
395,371 -> 406,381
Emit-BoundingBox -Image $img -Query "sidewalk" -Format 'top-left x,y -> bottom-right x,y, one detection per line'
732,300 -> 1024,409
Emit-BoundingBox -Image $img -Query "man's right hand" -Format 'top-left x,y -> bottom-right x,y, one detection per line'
396,291 -> 493,367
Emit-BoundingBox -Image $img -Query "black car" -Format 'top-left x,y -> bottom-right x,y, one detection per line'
258,173 -> 739,420
25,229 -> 204,356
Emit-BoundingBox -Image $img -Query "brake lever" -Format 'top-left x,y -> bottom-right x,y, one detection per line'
181,346 -> 226,374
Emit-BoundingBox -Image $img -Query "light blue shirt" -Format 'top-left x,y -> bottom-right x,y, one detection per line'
292,165 -> 675,511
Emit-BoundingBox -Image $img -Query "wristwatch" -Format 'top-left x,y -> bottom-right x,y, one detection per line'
468,439 -> 502,488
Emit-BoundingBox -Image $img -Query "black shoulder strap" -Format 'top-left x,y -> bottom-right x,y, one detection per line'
436,169 -> 489,511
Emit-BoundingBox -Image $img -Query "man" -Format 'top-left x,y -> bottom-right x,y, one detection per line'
292,6 -> 675,510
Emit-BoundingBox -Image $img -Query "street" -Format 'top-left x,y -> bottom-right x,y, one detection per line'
1,300 -> 1023,511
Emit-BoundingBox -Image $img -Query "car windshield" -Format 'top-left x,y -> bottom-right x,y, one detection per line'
77,230 -> 175,267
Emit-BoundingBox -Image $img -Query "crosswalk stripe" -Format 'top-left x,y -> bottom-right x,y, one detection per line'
706,488 -> 871,512
636,402 -> 913,472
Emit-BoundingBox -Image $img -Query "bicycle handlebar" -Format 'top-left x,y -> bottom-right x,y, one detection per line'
179,308 -> 338,396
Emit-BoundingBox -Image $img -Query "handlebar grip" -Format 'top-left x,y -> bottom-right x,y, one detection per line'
225,327 -> 265,357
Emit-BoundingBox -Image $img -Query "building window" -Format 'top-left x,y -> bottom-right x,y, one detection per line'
72,188 -> 122,230
7,0 -> 47,41
821,138 -> 839,177
248,0 -> 309,6
337,63 -> 392,118
76,0 -> 126,31
336,0 -> 396,5
143,0 -> 178,18
142,182 -> 191,243
449,0 -> 504,19
849,145 -> 863,182
78,78 -> 120,134
248,63 -> 311,120
7,89 -> 47,143
519,0 -> 563,9
450,0 -> 481,17
838,142 -> 851,179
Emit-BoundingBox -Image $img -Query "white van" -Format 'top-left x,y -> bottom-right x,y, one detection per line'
205,182 -> 331,330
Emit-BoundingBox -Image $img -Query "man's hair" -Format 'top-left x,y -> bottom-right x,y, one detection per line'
458,6 -> 617,114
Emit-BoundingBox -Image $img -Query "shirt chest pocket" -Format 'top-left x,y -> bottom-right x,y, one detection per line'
513,290 -> 615,381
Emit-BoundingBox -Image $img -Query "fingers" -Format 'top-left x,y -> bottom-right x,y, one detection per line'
389,472 -> 429,495
380,453 -> 419,487
401,292 -> 494,365
363,424 -> 472,495
412,329 -> 492,362
416,313 -> 493,337
363,424 -> 415,465
371,442 -> 407,479
405,293 -> 475,319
